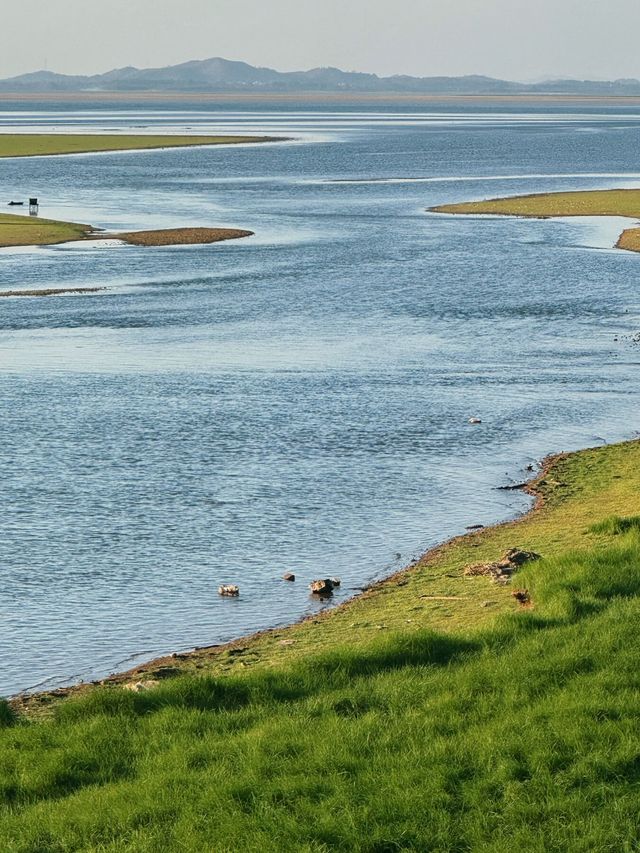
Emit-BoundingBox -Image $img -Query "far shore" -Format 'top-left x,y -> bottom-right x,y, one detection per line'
3,91 -> 640,106
430,187 -> 640,253
0,133 -> 284,158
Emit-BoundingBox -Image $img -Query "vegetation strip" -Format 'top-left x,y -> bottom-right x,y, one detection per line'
0,133 -> 281,158
3,439 -> 640,848
430,187 -> 640,252
0,287 -> 104,297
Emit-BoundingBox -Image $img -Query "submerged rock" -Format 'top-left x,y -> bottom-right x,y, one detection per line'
309,579 -> 334,595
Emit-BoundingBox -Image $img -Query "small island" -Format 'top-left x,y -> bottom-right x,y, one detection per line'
0,211 -> 253,252
430,188 -> 640,252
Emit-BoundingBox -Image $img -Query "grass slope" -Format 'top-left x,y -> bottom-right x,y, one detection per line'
0,134 -> 276,158
3,441 -> 640,851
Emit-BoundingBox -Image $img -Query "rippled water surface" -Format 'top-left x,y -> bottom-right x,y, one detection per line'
1,102 -> 640,695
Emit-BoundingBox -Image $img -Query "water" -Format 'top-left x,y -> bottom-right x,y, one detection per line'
1,102 -> 639,696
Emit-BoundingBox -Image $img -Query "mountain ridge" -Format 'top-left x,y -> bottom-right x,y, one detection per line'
1,57 -> 640,95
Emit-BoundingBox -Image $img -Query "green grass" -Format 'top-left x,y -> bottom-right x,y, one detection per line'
0,213 -> 94,247
430,188 -> 640,218
0,134 -> 276,158
2,440 -> 640,850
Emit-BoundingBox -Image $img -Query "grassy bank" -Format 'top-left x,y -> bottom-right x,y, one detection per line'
0,134 -> 278,158
3,439 -> 640,850
430,188 -> 640,252
0,214 -> 253,250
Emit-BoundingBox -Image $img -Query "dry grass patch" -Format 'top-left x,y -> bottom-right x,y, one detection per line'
116,227 -> 253,246
616,226 -> 640,252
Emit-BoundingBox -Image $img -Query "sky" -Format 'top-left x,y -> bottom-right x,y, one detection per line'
1,0 -> 639,82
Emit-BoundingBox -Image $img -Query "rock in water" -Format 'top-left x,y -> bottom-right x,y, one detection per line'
218,584 -> 240,597
309,579 -> 334,595
282,573 -> 296,582
468,417 -> 482,424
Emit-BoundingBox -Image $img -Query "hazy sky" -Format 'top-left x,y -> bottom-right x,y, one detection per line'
1,0 -> 639,81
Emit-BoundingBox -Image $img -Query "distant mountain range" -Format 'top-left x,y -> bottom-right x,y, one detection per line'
1,57 -> 640,96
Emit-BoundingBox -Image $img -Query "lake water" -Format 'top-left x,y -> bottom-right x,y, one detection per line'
1,101 -> 640,696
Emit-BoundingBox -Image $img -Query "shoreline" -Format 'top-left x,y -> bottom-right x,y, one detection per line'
6,439 -> 640,844
8,439 -> 580,713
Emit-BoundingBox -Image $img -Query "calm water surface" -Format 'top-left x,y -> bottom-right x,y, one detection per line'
1,102 -> 639,695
